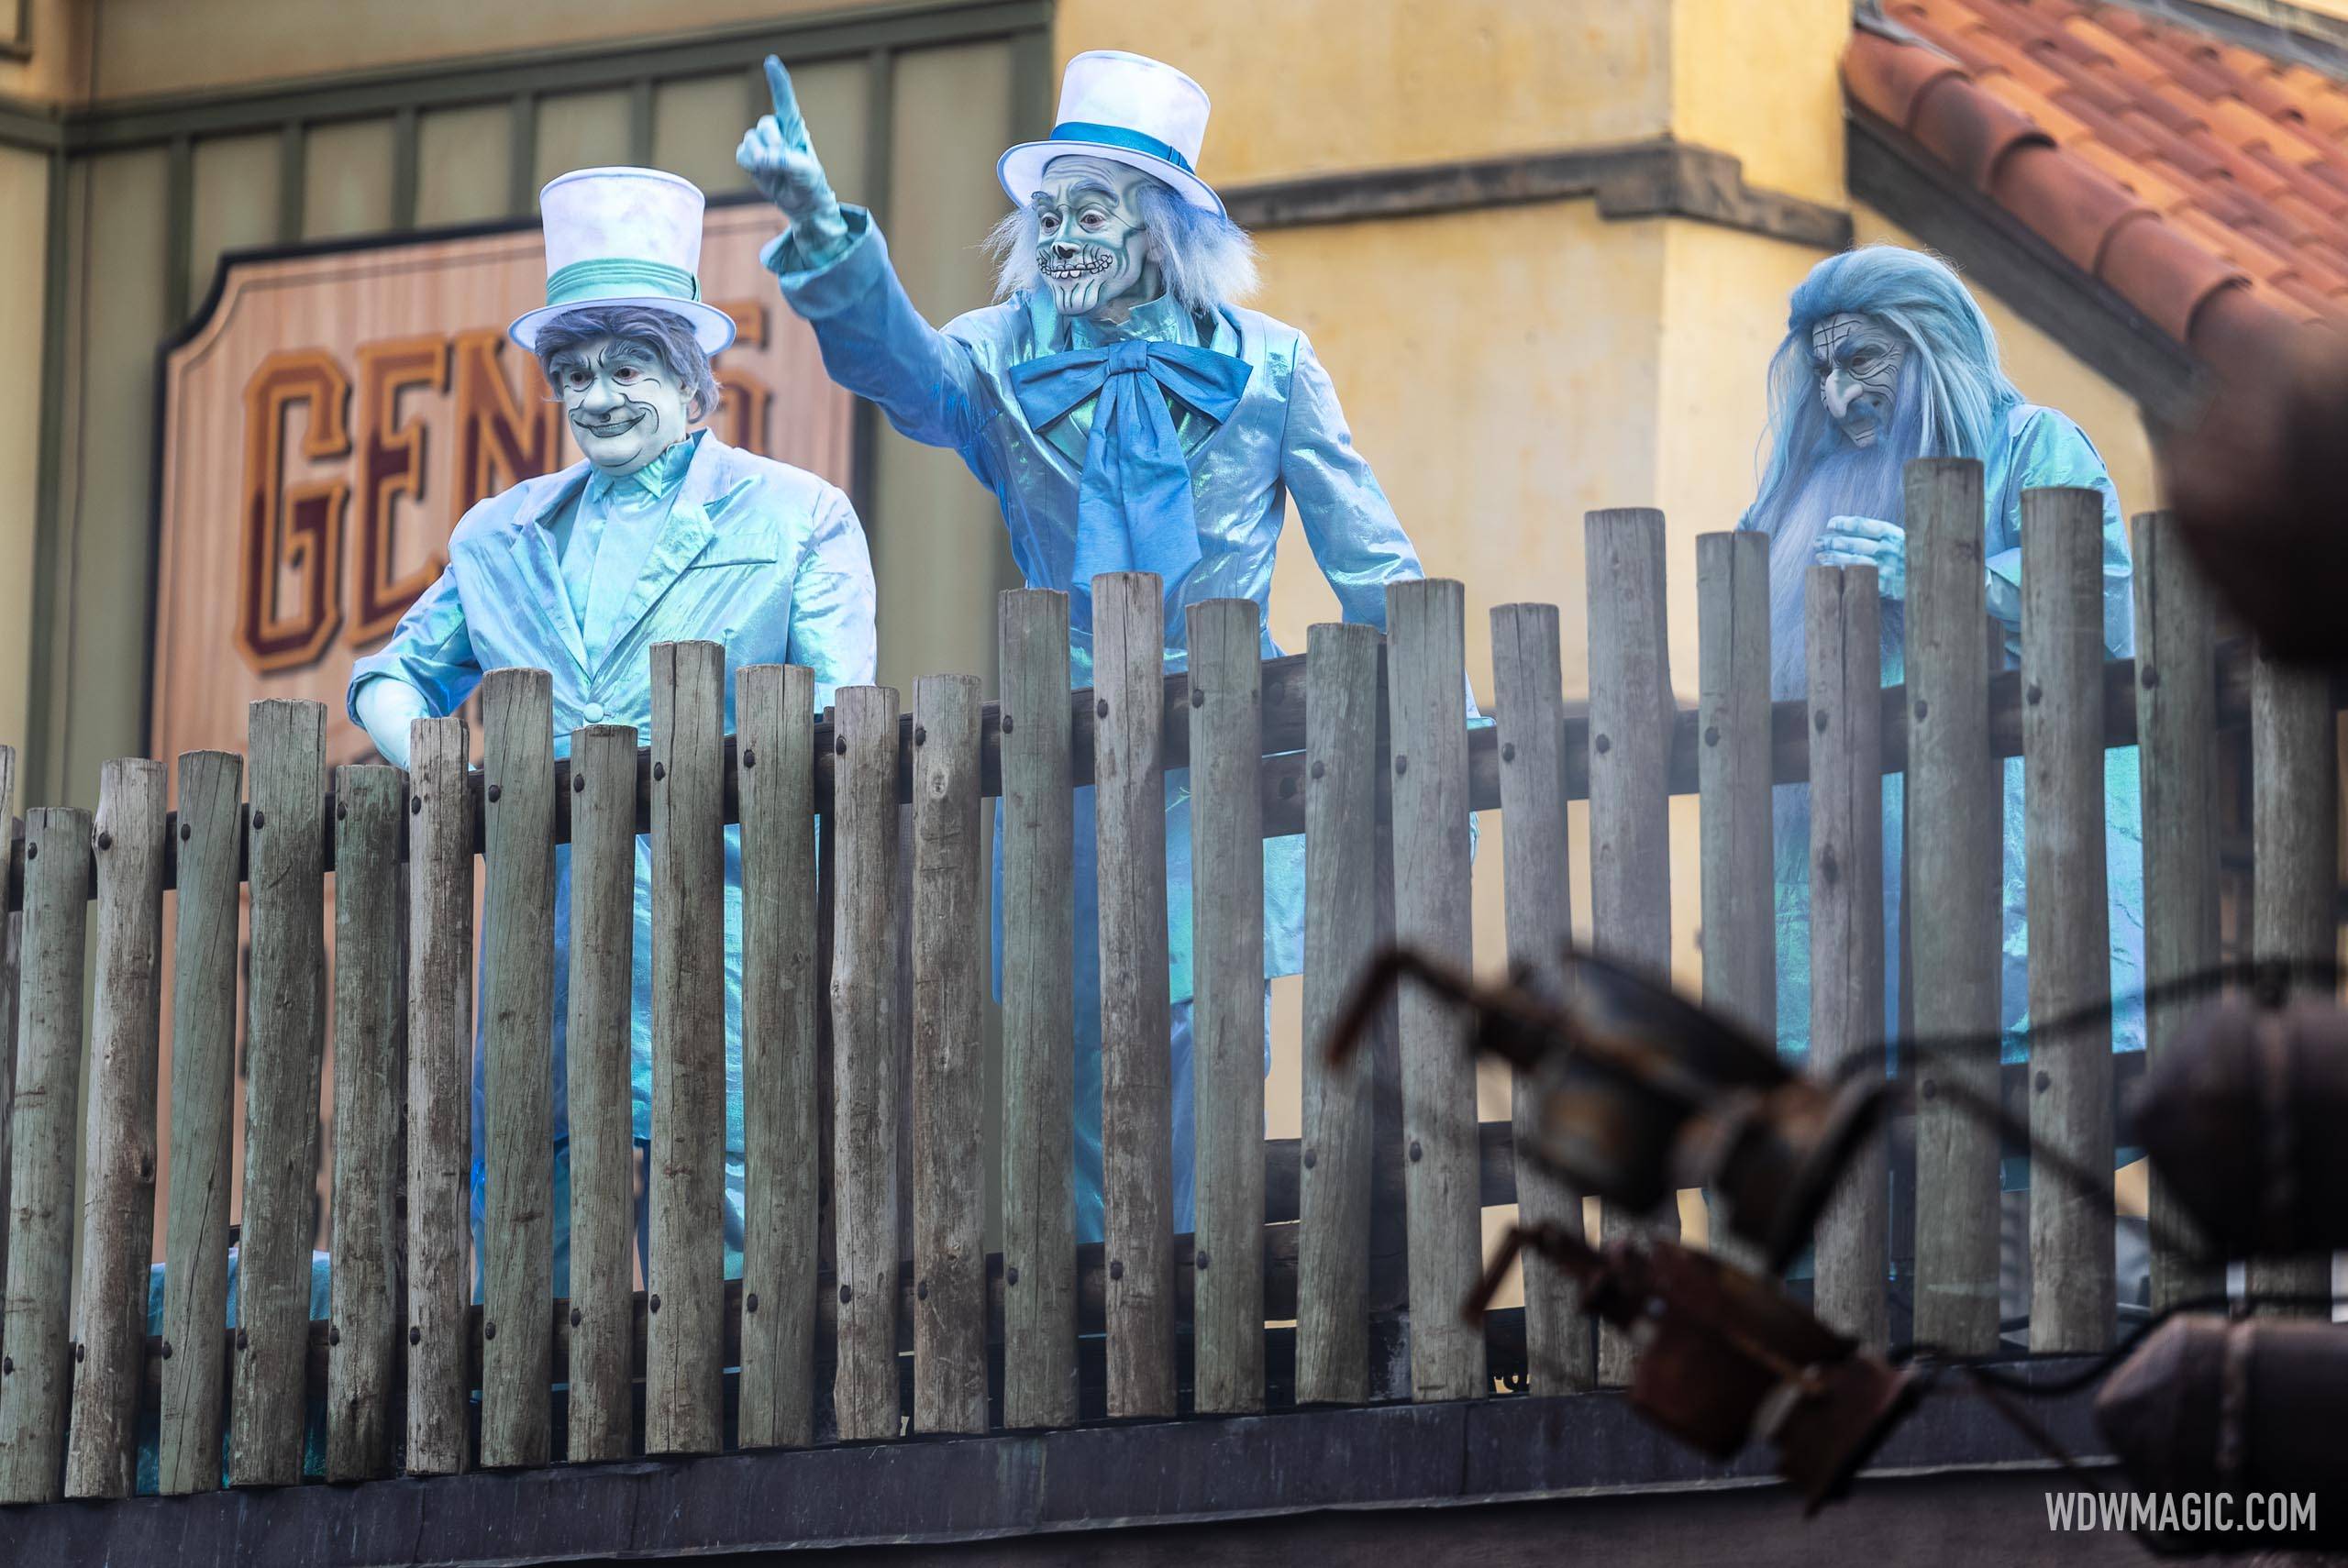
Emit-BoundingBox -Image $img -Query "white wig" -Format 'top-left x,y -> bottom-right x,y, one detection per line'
985,169 -> 1259,316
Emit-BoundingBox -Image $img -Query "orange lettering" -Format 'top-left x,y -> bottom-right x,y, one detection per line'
236,348 -> 352,675
714,298 -> 773,458
351,336 -> 449,646
451,326 -> 564,516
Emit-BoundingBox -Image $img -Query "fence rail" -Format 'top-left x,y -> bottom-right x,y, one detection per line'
0,476 -> 2317,1503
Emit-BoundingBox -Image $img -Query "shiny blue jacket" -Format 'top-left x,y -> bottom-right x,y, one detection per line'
771,207 -> 1433,1003
347,431 -> 878,1155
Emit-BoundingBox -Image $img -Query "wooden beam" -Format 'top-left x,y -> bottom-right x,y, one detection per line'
8,639 -> 2317,915
1223,138 -> 1852,250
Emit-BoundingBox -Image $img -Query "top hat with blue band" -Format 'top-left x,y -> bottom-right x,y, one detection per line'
997,50 -> 1224,217
509,166 -> 738,356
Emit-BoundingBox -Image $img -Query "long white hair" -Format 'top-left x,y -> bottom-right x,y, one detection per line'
985,169 -> 1259,315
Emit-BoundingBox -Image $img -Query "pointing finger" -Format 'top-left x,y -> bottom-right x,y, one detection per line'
765,55 -> 810,149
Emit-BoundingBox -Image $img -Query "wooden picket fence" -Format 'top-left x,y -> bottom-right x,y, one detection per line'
0,460 -> 2310,1502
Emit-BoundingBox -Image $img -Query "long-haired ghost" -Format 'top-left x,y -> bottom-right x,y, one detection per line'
1737,244 -> 2144,1063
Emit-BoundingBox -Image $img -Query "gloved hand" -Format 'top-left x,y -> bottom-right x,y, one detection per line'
1815,514 -> 1907,601
353,677 -> 429,770
737,55 -> 854,269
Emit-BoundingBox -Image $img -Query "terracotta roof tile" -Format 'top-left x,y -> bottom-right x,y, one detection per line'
2066,135 -> 2195,211
1846,0 -> 2337,374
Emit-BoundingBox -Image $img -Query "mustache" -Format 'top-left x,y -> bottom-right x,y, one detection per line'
570,399 -> 659,432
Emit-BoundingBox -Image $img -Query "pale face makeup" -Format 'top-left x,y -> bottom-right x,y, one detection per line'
1032,155 -> 1163,322
1810,312 -> 1907,448
548,335 -> 692,475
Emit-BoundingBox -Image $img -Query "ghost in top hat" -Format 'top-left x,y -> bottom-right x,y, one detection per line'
740,50 -> 1465,1250
349,165 -> 877,1295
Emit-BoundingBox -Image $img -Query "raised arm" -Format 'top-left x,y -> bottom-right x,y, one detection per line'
738,55 -> 987,453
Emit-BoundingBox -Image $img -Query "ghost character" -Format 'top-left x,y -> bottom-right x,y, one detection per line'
740,49 -> 1452,1243
1738,244 -> 2143,1068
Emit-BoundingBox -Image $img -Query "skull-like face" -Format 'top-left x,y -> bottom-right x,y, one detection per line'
1810,312 -> 1907,448
1032,155 -> 1160,320
546,334 -> 692,475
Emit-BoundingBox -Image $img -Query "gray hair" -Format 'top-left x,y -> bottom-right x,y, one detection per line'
533,304 -> 721,421
985,170 -> 1259,316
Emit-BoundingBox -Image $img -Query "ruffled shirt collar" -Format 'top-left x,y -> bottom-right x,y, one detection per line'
1067,290 -> 1204,352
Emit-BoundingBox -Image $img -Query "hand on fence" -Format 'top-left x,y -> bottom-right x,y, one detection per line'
1815,514 -> 1906,600
351,677 -> 427,769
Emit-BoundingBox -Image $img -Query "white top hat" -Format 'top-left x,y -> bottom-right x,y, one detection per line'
997,50 -> 1222,217
508,166 -> 737,355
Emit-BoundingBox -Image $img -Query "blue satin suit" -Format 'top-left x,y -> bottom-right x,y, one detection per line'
770,206 -> 1435,1242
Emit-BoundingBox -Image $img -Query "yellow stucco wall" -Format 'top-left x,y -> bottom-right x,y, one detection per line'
1065,2 -> 1672,185
0,0 -> 87,101
1670,0 -> 1850,206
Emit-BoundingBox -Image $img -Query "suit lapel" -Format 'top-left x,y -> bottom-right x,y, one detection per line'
504,478 -> 591,674
591,436 -> 725,679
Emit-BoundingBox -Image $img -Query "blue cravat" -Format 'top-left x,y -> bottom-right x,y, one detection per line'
1007,338 -> 1251,624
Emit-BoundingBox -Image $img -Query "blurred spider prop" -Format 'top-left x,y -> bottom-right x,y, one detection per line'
1324,945 -> 2348,1551
1322,946 -> 1889,1274
1465,1221 -> 1918,1513
2163,326 -> 2348,666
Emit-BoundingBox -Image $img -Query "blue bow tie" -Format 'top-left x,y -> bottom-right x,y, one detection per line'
1007,337 -> 1252,624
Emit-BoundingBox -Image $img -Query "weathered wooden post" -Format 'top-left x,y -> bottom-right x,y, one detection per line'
565,722 -> 639,1459
1905,458 -> 2001,1355
1094,571 -> 1177,1418
737,667 -> 817,1450
327,764 -> 406,1482
1190,598 -> 1267,1415
1695,533 -> 1775,1283
0,746 -> 16,1326
998,590 -> 1078,1429
406,715 -> 473,1474
2250,635 -> 2337,1315
1806,566 -> 1888,1348
2022,488 -> 2115,1353
832,682 -> 903,1441
480,669 -> 556,1467
64,759 -> 168,1498
159,750 -> 244,1492
648,640 -> 727,1453
912,673 -> 987,1435
1492,602 -> 1589,1392
0,805 -> 93,1502
1585,510 -> 1676,1386
1296,622 -> 1381,1406
2129,513 -> 2221,1314
1694,536 -> 1776,1045
1386,577 -> 1482,1402
233,698 -> 327,1487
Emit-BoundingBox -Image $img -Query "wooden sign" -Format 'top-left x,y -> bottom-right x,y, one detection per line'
150,202 -> 852,770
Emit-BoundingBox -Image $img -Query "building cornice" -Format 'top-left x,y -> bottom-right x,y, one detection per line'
1221,138 -> 1854,251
